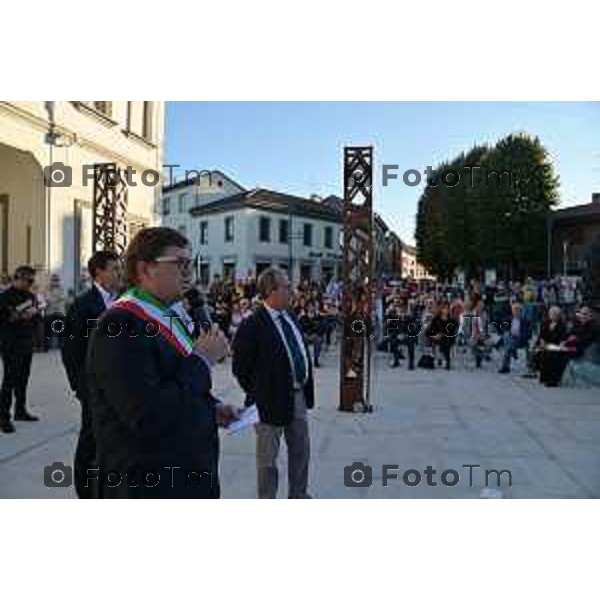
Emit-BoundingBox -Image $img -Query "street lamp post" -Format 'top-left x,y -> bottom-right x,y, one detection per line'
504,211 -> 512,281
563,240 -> 569,279
44,101 -> 74,276
44,102 -> 57,274
194,252 -> 200,284
287,203 -> 304,283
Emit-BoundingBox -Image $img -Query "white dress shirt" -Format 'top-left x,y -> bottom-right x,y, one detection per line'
94,282 -> 115,309
264,303 -> 309,389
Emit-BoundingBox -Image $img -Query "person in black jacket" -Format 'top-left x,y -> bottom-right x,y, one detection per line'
427,302 -> 460,370
0,266 -> 41,433
60,250 -> 121,498
563,307 -> 598,359
385,299 -> 405,368
398,301 -> 419,370
232,266 -> 314,499
182,287 -> 212,339
86,227 -> 236,498
298,301 -> 324,367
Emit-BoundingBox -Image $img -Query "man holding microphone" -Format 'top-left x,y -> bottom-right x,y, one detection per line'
87,227 -> 238,498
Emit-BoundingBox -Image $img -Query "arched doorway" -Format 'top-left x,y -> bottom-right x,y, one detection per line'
0,143 -> 45,278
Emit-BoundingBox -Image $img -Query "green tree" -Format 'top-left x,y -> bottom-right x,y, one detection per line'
415,133 -> 559,281
483,133 -> 559,278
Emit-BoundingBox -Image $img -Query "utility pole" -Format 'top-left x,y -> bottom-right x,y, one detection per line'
44,101 -> 56,274
287,202 -> 303,283
44,101 -> 74,275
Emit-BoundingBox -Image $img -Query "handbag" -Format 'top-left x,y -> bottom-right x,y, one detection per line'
418,353 -> 435,369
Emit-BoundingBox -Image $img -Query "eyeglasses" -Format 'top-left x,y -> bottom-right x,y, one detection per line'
154,256 -> 193,272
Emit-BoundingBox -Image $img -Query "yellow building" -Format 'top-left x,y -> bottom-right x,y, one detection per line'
0,101 -> 164,291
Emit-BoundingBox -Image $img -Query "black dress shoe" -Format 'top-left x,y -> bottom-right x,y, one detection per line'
14,412 -> 39,422
498,367 -> 510,374
0,419 -> 16,433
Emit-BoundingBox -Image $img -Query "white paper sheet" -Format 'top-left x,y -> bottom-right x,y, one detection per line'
226,405 -> 259,434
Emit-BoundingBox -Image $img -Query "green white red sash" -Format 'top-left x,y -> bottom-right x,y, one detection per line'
112,286 -> 194,356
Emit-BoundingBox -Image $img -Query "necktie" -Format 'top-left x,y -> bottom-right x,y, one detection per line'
278,314 -> 307,387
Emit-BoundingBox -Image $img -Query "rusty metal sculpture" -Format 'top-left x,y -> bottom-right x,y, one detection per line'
339,146 -> 374,413
92,163 -> 128,254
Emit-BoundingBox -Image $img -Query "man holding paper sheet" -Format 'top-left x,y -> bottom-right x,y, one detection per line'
232,266 -> 314,499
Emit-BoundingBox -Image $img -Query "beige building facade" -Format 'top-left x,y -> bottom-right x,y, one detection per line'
402,244 -> 434,280
0,101 -> 164,291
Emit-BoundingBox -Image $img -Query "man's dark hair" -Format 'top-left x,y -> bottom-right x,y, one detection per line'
184,287 -> 203,307
88,250 -> 120,280
14,265 -> 36,280
124,227 -> 189,286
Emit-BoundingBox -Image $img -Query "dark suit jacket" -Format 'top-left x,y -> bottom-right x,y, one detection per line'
0,287 -> 39,354
537,321 -> 567,346
61,285 -> 107,401
87,307 -> 219,498
232,305 -> 314,426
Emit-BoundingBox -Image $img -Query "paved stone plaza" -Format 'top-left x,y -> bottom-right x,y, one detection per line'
0,347 -> 599,498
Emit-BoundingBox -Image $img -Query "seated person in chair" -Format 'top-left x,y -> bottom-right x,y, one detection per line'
561,307 -> 600,388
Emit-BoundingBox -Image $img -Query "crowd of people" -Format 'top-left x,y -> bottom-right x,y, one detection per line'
175,272 -> 598,389
0,224 -> 599,501
1,261 -> 599,439
377,277 -> 599,388
183,274 -> 342,369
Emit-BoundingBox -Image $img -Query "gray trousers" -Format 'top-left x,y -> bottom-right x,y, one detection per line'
255,391 -> 311,499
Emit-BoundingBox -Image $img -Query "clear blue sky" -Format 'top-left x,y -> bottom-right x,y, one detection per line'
165,102 -> 600,244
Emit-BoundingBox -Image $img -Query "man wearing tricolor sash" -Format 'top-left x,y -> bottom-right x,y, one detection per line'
87,228 -> 236,498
